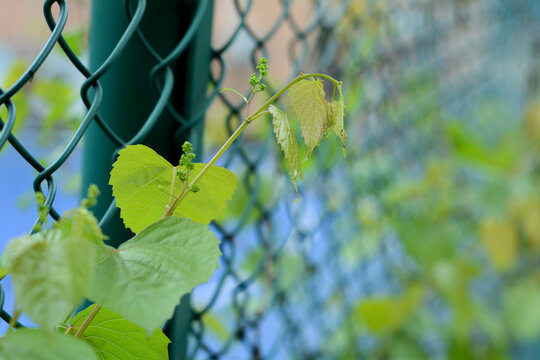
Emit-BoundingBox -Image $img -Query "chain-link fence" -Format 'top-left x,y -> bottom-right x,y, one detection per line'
1,0 -> 540,359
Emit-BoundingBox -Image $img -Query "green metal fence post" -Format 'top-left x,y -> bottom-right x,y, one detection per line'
82,1 -> 214,358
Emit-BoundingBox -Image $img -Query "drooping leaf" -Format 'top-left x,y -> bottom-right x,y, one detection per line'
480,219 -> 518,270
0,329 -> 97,360
88,216 -> 221,335
59,305 -> 170,360
56,207 -> 106,244
268,104 -> 303,191
4,230 -> 95,329
328,95 -> 347,157
110,144 -> 237,233
289,78 -> 329,157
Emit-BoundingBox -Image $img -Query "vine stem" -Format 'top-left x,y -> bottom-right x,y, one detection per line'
162,72 -> 341,217
74,304 -> 102,338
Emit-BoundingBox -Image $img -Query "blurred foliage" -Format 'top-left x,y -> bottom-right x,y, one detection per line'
327,95 -> 540,359
336,78 -> 540,360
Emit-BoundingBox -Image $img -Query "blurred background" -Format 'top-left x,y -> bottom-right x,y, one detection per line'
1,0 -> 540,359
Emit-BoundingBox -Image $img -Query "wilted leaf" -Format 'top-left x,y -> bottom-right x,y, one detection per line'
328,96 -> 347,156
289,78 -> 329,157
269,104 -> 303,191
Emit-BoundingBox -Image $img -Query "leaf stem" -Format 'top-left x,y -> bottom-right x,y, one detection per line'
74,304 -> 102,338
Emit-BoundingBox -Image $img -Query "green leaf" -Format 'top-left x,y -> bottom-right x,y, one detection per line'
4,230 -> 95,329
88,216 -> 221,335
110,144 -> 237,233
174,163 -> 238,225
268,104 -> 303,191
328,95 -> 347,157
0,329 -> 97,360
56,207 -> 106,245
59,305 -> 170,360
289,78 -> 329,157
355,284 -> 424,333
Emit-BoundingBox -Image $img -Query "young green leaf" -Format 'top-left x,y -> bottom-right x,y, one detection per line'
110,145 -> 237,233
0,329 -> 97,360
268,104 -> 303,191
3,230 -> 95,329
328,95 -> 347,157
55,207 -> 106,244
88,216 -> 221,335
289,78 -> 329,157
59,305 -> 170,360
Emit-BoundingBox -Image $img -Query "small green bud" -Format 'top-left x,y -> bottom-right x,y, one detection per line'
182,141 -> 193,154
260,70 -> 268,77
190,184 -> 200,193
88,184 -> 100,198
186,162 -> 195,170
33,192 -> 49,231
258,84 -> 267,92
179,154 -> 188,167
249,73 -> 260,86
259,57 -> 267,64
187,153 -> 196,161
176,169 -> 187,182
83,184 -> 100,208
35,192 -> 46,207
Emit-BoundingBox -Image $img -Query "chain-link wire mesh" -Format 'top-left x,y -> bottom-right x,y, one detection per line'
1,0 -> 540,359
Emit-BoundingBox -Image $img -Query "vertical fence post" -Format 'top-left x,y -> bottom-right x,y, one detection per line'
82,0 -> 214,358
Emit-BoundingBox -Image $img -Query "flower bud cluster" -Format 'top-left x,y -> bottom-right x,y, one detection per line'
82,184 -> 100,208
249,57 -> 269,93
33,192 -> 49,232
179,141 -> 196,171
